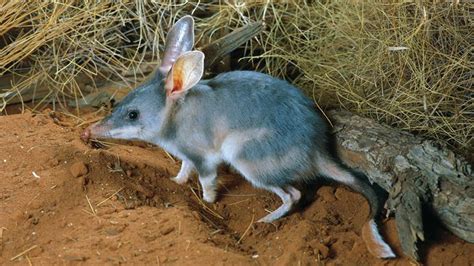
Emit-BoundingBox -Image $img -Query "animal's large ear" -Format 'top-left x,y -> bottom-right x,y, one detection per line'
158,15 -> 194,75
165,51 -> 204,99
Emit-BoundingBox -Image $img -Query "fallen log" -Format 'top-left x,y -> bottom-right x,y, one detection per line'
330,110 -> 473,260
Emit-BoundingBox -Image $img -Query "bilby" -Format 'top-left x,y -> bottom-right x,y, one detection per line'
81,15 -> 395,259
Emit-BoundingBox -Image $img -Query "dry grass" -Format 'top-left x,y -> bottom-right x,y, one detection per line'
0,1 -> 194,111
213,1 -> 473,155
0,1 -> 472,155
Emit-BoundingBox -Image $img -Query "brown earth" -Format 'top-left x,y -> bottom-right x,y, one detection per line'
0,109 -> 473,265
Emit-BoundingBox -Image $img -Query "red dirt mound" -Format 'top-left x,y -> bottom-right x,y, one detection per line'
1,111 -> 473,265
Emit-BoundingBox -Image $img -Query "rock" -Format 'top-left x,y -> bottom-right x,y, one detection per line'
70,161 -> 88,178
309,240 -> 330,259
313,243 -> 330,259
160,226 -> 175,236
317,186 -> 337,202
49,158 -> 60,167
105,226 -> 125,236
63,255 -> 88,261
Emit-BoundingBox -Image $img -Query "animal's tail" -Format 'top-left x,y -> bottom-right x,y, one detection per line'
316,156 -> 396,259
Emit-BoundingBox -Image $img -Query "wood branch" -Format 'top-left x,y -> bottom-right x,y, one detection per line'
330,110 -> 473,260
0,86 -> 50,106
200,21 -> 264,69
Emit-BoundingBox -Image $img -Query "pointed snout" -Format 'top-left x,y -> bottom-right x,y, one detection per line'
81,121 -> 111,142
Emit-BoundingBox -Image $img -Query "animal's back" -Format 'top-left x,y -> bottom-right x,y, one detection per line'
198,70 -> 327,138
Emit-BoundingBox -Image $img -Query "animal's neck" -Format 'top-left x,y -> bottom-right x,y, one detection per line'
157,98 -> 182,141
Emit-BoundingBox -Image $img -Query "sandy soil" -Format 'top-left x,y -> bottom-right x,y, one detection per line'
0,109 -> 473,265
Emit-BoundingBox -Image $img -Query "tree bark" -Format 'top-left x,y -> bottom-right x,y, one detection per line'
330,110 -> 473,260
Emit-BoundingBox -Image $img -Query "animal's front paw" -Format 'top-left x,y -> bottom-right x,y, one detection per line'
171,176 -> 188,185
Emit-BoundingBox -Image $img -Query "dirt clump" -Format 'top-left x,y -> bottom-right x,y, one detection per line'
70,161 -> 88,178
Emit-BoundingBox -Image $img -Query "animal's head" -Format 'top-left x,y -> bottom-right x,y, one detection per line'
81,15 -> 204,143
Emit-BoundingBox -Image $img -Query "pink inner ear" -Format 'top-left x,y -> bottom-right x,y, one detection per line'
165,51 -> 204,98
165,66 -> 183,97
171,68 -> 183,94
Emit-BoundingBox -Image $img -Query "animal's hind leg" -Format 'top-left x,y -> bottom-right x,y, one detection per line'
194,159 -> 220,203
258,185 -> 301,223
287,186 -> 302,202
180,154 -> 220,203
199,171 -> 218,203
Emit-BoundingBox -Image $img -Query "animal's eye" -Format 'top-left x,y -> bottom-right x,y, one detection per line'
128,110 -> 139,120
